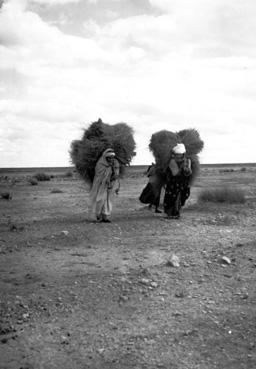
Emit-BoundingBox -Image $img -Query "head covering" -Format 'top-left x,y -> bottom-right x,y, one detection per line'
104,148 -> 115,157
172,143 -> 186,154
105,152 -> 115,157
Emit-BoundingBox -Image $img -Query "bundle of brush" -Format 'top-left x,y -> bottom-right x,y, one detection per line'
70,119 -> 136,186
149,128 -> 204,184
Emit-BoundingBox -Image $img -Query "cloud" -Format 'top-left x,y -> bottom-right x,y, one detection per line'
0,0 -> 63,46
29,0 -> 81,4
0,0 -> 256,166
148,0 -> 256,57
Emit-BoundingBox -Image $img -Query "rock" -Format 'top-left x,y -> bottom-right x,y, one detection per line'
150,282 -> 158,288
9,224 -> 17,231
241,293 -> 249,300
61,230 -> 69,236
9,224 -> 24,232
119,295 -> 128,302
172,311 -> 182,317
221,256 -> 231,265
175,290 -> 187,298
61,335 -> 69,344
140,278 -> 151,285
166,255 -> 180,267
1,192 -> 12,200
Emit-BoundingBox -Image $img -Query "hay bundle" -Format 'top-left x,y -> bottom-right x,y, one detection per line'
70,119 -> 136,186
149,130 -> 177,171
177,129 -> 204,156
149,128 -> 204,183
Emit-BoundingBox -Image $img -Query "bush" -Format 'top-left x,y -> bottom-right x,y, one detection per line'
29,178 -> 38,185
198,187 -> 246,204
50,188 -> 63,193
33,172 -> 51,181
65,170 -> 73,177
1,192 -> 12,200
219,169 -> 234,173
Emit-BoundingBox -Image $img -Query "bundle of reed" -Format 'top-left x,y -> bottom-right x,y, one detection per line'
70,119 -> 136,186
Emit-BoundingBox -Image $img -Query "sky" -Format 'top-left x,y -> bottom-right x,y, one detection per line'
0,0 -> 256,167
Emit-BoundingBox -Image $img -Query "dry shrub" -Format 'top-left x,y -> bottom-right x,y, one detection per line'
198,187 -> 246,204
177,129 -> 204,155
28,178 -> 38,186
201,214 -> 238,226
65,170 -> 73,177
51,188 -> 63,193
1,192 -> 12,200
219,168 -> 234,173
70,119 -> 136,186
34,173 -> 51,181
149,130 -> 177,170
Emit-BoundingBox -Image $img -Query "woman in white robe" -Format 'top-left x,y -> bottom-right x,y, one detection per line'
89,148 -> 120,223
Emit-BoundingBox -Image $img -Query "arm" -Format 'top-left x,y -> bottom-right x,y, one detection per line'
182,158 -> 192,176
169,158 -> 180,176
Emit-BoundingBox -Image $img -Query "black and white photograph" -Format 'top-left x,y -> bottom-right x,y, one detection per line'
0,0 -> 256,368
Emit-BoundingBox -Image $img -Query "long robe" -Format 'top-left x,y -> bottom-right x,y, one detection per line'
139,164 -> 164,207
164,156 -> 192,217
89,149 -> 119,218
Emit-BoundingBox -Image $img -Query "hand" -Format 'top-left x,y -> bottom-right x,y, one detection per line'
183,167 -> 192,176
115,189 -> 119,195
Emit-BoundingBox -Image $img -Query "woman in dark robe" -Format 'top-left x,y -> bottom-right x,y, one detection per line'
164,143 -> 192,219
139,163 -> 164,213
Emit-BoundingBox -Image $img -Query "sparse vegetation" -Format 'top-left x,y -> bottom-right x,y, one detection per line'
50,188 -> 63,193
201,213 -> 238,226
65,170 -> 73,177
198,187 -> 246,204
28,178 -> 38,185
219,168 -> 235,173
0,164 -> 256,369
33,172 -> 51,181
1,192 -> 12,200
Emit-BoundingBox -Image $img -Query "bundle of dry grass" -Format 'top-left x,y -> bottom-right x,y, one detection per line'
149,130 -> 177,170
70,119 -> 136,185
149,128 -> 204,183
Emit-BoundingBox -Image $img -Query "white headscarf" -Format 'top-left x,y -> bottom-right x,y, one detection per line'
172,143 -> 186,154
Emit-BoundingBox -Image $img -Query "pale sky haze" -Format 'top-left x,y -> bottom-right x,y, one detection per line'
0,0 -> 256,167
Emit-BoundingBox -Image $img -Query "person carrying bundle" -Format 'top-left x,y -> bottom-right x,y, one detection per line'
148,128 -> 204,219
163,143 -> 192,219
70,118 -> 136,223
139,163 -> 163,213
89,148 -> 120,223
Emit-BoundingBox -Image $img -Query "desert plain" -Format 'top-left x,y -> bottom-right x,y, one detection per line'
0,164 -> 256,369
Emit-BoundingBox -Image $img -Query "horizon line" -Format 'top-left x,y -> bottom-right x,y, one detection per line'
0,162 -> 256,171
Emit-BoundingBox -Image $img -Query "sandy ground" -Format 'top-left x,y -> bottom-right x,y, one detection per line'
0,165 -> 256,369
